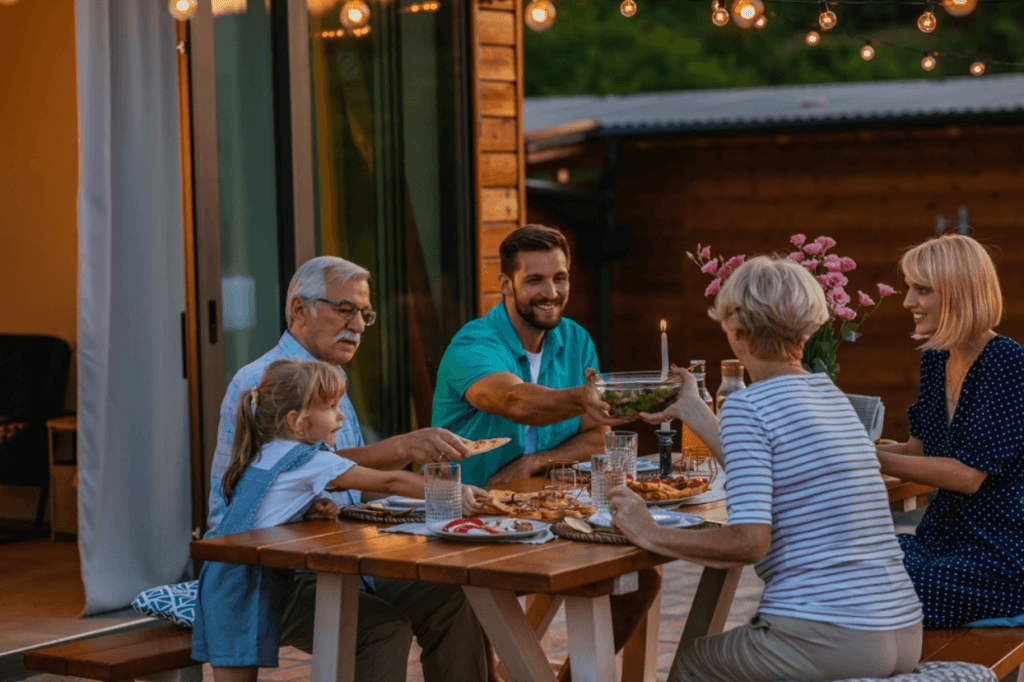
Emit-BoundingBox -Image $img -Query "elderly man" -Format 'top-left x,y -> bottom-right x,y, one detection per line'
207,256 -> 485,682
431,224 -> 660,677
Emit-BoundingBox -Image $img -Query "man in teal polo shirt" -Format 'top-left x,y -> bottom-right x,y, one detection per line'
432,224 -> 620,486
432,224 -> 661,672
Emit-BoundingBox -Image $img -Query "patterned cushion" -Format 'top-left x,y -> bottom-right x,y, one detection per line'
131,580 -> 197,628
783,661 -> 997,682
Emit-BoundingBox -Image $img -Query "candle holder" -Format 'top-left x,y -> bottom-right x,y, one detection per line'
655,429 -> 676,478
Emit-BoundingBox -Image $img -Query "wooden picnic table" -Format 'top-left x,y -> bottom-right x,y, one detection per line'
189,470 -> 929,682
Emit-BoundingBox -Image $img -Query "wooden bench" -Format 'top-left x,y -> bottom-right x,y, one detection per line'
22,622 -> 200,682
922,627 -> 1024,682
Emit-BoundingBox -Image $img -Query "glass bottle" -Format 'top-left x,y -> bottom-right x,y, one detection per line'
716,359 -> 747,415
681,360 -> 715,449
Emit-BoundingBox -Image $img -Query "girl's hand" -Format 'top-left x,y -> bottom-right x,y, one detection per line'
607,485 -> 658,548
304,497 -> 339,520
639,366 -> 697,425
462,485 -> 491,516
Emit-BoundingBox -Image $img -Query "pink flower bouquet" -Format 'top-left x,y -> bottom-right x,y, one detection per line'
688,235 -> 897,381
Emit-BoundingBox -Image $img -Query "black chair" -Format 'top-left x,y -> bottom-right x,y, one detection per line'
0,334 -> 72,536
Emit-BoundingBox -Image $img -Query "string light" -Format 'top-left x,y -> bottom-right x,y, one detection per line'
339,0 -> 370,29
731,0 -> 764,29
168,0 -> 198,21
307,0 -> 340,16
860,40 -> 874,60
525,0 -> 556,31
917,1 -> 937,32
711,0 -> 730,26
754,14 -> 767,28
921,51 -> 937,71
970,60 -> 986,76
805,30 -> 820,46
817,2 -> 837,30
942,0 -> 977,17
620,0 -> 637,17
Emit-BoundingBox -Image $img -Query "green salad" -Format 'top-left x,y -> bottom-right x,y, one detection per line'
601,386 -> 680,418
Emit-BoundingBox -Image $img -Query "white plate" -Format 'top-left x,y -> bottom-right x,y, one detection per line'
589,509 -> 704,529
377,496 -> 425,510
575,459 -> 661,474
431,517 -> 550,542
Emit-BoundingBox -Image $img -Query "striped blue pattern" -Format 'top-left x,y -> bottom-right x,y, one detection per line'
722,374 -> 922,631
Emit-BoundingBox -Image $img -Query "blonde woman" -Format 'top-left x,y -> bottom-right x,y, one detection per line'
609,256 -> 922,682
877,235 -> 1024,628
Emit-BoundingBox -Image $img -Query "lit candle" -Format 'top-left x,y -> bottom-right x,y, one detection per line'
660,320 -> 671,431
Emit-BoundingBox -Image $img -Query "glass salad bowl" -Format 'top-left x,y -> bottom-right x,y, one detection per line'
593,371 -> 683,419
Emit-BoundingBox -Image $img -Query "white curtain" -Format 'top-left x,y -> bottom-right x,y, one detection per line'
76,0 -> 191,615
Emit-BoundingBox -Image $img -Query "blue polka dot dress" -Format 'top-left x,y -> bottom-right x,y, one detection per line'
898,335 -> 1024,628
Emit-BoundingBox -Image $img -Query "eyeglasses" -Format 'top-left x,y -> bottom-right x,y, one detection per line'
315,298 -> 377,326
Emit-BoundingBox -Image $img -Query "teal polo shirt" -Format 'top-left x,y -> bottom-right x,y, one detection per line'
432,303 -> 601,486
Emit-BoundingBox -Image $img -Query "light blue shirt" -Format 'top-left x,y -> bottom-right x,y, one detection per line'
432,303 -> 600,487
207,332 -> 363,533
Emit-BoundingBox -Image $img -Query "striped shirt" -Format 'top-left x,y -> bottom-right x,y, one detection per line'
721,373 -> 922,631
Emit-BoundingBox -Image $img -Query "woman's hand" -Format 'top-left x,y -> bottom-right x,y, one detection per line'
607,485 -> 658,549
303,497 -> 339,520
639,366 -> 698,425
461,485 -> 491,516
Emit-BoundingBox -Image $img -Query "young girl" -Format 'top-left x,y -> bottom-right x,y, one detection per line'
192,358 -> 486,682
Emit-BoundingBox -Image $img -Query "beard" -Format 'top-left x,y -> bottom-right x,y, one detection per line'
511,284 -> 565,331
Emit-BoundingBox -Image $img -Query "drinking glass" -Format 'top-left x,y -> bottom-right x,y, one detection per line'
547,460 -> 579,498
680,446 -> 718,490
590,454 -> 627,514
424,462 -> 462,530
605,430 -> 638,477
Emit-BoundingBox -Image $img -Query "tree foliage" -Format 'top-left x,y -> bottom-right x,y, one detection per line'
523,1 -> 1024,96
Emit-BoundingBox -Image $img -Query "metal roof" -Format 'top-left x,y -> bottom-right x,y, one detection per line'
524,74 -> 1024,144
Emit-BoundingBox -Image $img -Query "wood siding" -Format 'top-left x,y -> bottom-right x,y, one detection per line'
528,124 -> 1024,445
472,0 -> 526,315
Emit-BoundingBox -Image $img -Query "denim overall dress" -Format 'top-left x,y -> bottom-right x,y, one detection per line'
191,443 -> 317,668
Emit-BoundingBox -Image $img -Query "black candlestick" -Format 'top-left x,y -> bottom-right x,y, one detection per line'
655,429 -> 676,478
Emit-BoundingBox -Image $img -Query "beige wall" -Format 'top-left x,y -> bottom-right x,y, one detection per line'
0,0 -> 79,348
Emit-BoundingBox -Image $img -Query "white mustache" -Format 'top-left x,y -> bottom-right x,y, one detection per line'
334,330 -> 361,344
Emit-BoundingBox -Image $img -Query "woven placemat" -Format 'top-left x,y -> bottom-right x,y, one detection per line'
338,503 -> 425,524
551,519 -> 722,545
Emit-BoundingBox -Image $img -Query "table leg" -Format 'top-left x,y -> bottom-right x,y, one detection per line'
621,589 -> 660,682
312,573 -> 359,682
679,565 -> 742,646
565,595 -> 617,682
464,586 -> 559,682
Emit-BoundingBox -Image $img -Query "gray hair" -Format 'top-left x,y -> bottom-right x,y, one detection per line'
286,256 -> 371,328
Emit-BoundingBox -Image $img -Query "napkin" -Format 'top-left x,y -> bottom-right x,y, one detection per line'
845,393 -> 885,441
382,522 -> 556,544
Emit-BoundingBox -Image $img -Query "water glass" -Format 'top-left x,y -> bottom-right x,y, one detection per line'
680,446 -> 718,489
590,454 -> 627,514
547,460 -> 579,498
605,430 -> 638,477
424,462 -> 462,530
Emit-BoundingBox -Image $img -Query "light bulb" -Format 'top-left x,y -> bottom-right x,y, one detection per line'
942,0 -> 977,17
339,0 -> 370,29
730,0 -> 763,29
917,11 -> 937,32
307,0 -> 340,16
620,0 -> 637,17
860,42 -> 874,61
921,52 -> 936,71
805,30 -> 820,46
168,0 -> 198,21
818,10 -> 836,30
711,0 -> 729,26
754,14 -> 767,29
524,0 -> 556,31
970,61 -> 986,76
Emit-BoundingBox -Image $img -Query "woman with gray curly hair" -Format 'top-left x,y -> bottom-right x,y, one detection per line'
608,255 -> 923,682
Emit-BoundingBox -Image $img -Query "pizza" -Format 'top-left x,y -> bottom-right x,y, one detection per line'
626,476 -> 710,501
461,437 -> 511,455
441,517 -> 535,535
481,489 -> 596,520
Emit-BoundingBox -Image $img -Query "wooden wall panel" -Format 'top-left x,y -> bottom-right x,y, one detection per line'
472,0 -> 525,314
528,125 -> 1024,443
